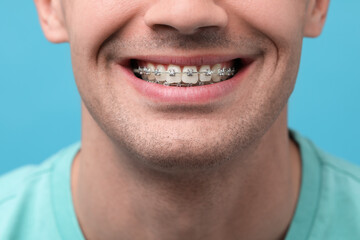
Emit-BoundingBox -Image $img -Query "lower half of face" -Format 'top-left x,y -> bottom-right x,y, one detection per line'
69,0 -> 305,171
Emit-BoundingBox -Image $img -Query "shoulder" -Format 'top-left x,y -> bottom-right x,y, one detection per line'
314,149 -> 360,238
0,159 -> 53,202
299,134 -> 360,239
291,130 -> 360,185
0,160 -> 61,240
308,137 -> 360,197
0,143 -> 79,240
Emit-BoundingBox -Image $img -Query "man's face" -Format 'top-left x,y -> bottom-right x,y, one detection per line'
47,0 -> 326,169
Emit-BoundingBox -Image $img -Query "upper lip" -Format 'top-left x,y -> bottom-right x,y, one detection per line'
118,54 -> 255,67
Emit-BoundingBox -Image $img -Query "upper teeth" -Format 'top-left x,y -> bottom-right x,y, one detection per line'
134,63 -> 235,86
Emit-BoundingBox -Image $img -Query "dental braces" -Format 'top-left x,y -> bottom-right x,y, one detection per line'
133,67 -> 236,77
143,81 -> 217,87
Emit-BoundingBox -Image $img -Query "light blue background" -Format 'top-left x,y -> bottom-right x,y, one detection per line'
0,1 -> 359,174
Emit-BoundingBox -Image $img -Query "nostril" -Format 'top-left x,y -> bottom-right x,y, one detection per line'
150,24 -> 183,34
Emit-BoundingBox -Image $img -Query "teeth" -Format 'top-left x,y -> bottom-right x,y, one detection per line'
219,68 -> 228,81
166,65 -> 181,84
134,62 -> 236,86
147,63 -> 156,81
155,65 -> 166,82
199,65 -> 212,82
211,64 -> 222,82
182,66 -> 198,84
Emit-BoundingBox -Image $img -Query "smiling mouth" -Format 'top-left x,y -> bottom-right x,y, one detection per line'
130,58 -> 249,87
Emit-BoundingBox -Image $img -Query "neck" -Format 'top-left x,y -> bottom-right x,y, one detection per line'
72,104 -> 301,240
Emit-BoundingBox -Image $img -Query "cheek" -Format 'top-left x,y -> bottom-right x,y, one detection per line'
227,0 -> 306,87
227,0 -> 306,45
67,0 -> 144,99
66,0 -> 143,59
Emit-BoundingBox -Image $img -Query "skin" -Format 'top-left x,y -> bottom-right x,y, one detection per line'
34,0 -> 330,239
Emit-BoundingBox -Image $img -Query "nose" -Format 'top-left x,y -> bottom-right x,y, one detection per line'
144,0 -> 228,35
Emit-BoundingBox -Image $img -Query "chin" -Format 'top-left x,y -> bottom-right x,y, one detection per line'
127,142 -> 234,172
103,117 -> 266,173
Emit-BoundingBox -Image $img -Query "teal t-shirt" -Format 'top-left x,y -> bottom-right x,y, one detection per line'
1,131 -> 360,239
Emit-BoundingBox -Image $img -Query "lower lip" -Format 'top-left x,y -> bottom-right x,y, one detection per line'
116,63 -> 253,104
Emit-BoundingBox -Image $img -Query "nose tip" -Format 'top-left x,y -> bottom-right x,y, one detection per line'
144,0 -> 228,35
